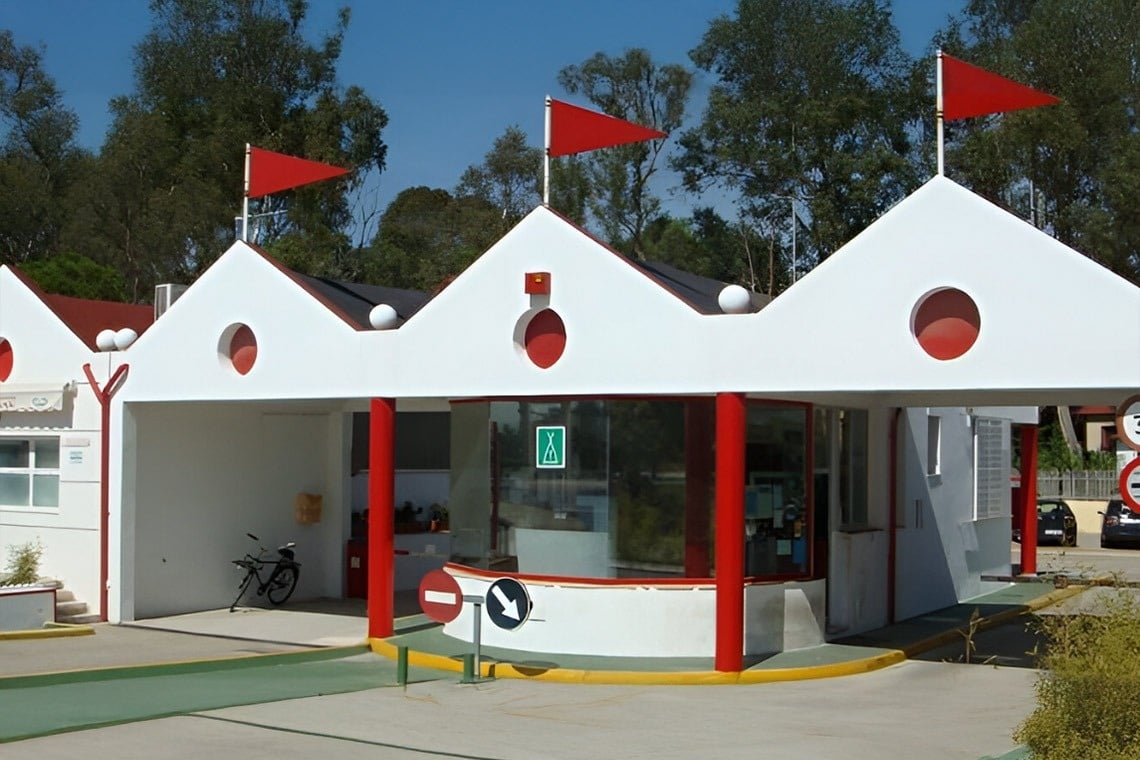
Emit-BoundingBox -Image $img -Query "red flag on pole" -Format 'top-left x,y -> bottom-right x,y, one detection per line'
547,99 -> 667,157
247,147 -> 350,198
941,54 -> 1060,121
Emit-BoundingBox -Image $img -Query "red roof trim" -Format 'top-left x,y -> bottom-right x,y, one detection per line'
7,267 -> 154,350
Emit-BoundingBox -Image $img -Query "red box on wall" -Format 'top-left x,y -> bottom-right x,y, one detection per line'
346,540 -> 368,598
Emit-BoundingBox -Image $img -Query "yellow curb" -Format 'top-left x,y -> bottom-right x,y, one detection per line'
370,638 -> 907,686
900,584 -> 1092,658
0,624 -> 95,641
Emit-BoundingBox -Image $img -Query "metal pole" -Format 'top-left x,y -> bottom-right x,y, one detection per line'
242,143 -> 251,241
936,50 -> 945,176
790,197 -> 796,283
543,96 -> 552,207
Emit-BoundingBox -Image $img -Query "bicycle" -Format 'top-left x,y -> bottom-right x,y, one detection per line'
230,533 -> 301,612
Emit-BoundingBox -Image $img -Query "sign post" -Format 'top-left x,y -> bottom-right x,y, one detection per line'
462,594 -> 484,682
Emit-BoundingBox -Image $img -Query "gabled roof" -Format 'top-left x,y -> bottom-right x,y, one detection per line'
290,273 -> 429,329
8,267 -> 154,350
631,259 -> 771,314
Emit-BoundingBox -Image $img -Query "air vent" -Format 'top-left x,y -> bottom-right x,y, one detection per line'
154,283 -> 188,320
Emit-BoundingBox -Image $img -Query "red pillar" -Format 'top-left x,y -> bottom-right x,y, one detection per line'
368,397 -> 396,638
714,392 -> 746,672
684,399 -> 714,577
1019,425 -> 1038,575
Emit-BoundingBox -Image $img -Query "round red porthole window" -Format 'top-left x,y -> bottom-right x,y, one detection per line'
0,339 -> 12,382
228,324 -> 258,375
912,288 -> 981,361
523,309 -> 566,369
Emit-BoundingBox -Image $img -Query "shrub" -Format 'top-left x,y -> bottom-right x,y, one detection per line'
3,540 -> 44,586
1014,590 -> 1140,759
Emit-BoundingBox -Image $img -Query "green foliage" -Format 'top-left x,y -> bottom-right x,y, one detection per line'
558,49 -> 692,257
22,252 -> 128,301
3,540 -> 43,585
642,207 -> 775,291
1014,591 -> 1140,759
61,0 -> 388,300
675,0 -> 923,278
945,0 -> 1140,285
0,30 -> 86,263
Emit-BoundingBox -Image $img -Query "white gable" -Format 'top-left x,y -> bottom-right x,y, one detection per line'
0,268 -> 92,382
123,241 -> 374,402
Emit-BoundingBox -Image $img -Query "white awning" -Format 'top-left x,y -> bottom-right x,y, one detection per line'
0,384 -> 71,413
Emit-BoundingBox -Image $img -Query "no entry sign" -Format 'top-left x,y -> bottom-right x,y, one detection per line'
419,569 -> 463,624
1121,458 -> 1140,513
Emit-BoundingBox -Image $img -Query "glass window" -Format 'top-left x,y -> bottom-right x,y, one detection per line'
839,410 -> 869,529
744,404 -> 809,577
927,415 -> 941,476
0,438 -> 60,508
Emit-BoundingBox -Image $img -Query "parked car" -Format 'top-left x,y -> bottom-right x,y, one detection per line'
1100,496 -> 1140,549
1013,498 -> 1078,546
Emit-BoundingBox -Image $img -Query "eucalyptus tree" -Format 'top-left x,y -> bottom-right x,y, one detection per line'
64,0 -> 388,300
942,0 -> 1140,284
674,0 -> 923,277
0,31 -> 86,263
558,49 -> 691,258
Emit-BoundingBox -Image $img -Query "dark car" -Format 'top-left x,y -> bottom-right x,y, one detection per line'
1100,496 -> 1140,549
1013,499 -> 1078,546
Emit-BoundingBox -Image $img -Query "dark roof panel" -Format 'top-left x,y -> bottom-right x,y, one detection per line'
290,273 -> 430,329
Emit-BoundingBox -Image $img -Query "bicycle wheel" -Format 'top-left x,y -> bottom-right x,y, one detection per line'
266,564 -> 299,605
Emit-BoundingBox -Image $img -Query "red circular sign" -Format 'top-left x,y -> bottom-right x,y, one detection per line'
1120,458 -> 1140,513
418,569 -> 463,624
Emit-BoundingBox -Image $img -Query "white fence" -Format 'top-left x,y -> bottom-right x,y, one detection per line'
1036,470 -> 1117,500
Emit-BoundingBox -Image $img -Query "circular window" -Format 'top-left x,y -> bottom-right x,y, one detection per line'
0,339 -> 12,382
912,288 -> 981,361
219,324 -> 258,375
522,309 -> 566,369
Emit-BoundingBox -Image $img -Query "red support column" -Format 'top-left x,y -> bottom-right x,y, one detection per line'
714,392 -> 746,672
368,397 -> 397,639
684,399 -> 714,577
1019,425 -> 1038,575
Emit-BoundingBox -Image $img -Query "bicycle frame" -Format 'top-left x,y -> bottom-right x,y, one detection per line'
230,534 -> 300,612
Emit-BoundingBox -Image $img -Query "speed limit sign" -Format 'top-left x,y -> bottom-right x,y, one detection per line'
1118,395 -> 1140,452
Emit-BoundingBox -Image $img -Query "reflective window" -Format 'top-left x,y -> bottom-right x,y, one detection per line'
0,438 -> 60,508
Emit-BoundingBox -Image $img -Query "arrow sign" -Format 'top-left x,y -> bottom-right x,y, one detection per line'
485,577 -> 531,630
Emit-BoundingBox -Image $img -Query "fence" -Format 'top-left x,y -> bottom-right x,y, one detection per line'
1036,470 -> 1117,500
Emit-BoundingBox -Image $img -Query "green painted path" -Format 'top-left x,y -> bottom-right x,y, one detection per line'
0,647 -> 444,743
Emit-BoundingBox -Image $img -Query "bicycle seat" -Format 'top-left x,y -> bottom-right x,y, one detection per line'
278,544 -> 295,560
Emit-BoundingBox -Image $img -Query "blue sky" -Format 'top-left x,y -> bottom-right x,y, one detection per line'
5,0 -> 965,227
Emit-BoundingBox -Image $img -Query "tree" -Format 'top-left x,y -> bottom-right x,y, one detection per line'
21,253 -> 128,301
0,31 -> 85,263
642,208 -> 774,291
367,186 -> 500,291
64,0 -> 389,301
456,125 -> 590,232
942,0 -> 1140,285
674,0 -> 923,280
558,49 -> 691,257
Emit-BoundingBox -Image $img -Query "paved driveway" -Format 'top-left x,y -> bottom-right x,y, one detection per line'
3,658 -> 1036,759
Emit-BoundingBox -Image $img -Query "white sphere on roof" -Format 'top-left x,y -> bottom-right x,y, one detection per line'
369,304 -> 399,330
718,284 -> 752,314
95,329 -> 117,351
113,328 -> 138,350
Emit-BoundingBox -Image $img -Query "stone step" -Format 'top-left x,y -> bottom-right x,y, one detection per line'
55,600 -> 89,618
57,613 -> 101,625
55,589 -> 75,603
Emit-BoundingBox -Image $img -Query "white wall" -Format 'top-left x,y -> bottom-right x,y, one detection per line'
443,567 -> 826,658
123,402 -> 349,619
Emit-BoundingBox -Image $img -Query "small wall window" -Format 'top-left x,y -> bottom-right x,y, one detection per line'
974,417 -> 1008,520
927,415 -> 941,476
839,409 -> 869,529
0,438 -> 60,508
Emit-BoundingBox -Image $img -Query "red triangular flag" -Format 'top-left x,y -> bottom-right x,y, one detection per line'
247,147 -> 350,198
548,99 -> 667,157
942,54 -> 1060,121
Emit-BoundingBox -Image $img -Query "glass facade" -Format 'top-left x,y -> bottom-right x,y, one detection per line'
0,438 -> 60,508
447,398 -> 815,582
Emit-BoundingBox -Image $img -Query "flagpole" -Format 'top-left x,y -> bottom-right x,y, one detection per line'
543,96 -> 552,207
242,143 -> 251,241
936,50 -> 945,176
